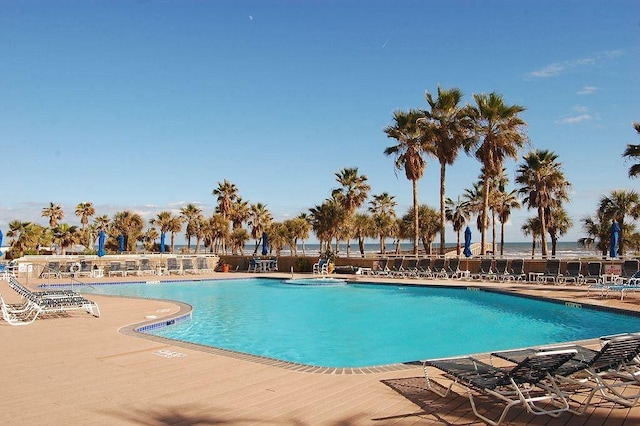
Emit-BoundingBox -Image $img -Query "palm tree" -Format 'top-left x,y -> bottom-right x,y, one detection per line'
581,211 -> 610,257
212,179 -> 239,252
52,223 -> 80,255
598,189 -> 640,256
384,109 -> 428,255
180,203 -> 203,252
462,181 -> 486,241
293,214 -> 311,256
74,201 -> 96,247
402,205 -> 440,255
229,228 -> 250,255
93,214 -> 110,231
351,213 -> 373,257
168,216 -> 183,253
309,197 -> 346,252
332,167 -> 371,253
546,206 -> 572,257
205,214 -> 229,254
228,197 -> 250,230
42,202 -> 64,227
7,220 -> 35,256
622,122 -> 640,178
515,149 -> 571,257
150,211 -> 173,252
521,217 -> 542,258
445,196 -> 471,255
368,192 -> 397,254
467,92 -> 527,255
142,227 -> 159,252
495,188 -> 521,256
248,203 -> 273,255
419,86 -> 473,254
111,211 -> 144,252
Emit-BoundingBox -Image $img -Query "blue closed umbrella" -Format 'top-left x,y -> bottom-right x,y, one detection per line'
463,226 -> 472,258
97,230 -> 106,257
118,234 -> 125,252
261,232 -> 268,256
160,232 -> 166,253
0,228 -> 3,256
610,220 -> 621,258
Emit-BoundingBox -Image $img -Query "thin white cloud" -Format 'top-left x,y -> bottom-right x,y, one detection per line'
577,86 -> 598,95
527,49 -> 624,79
555,114 -> 592,124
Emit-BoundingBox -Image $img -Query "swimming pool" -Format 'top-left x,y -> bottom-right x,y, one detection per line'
80,278 -> 640,367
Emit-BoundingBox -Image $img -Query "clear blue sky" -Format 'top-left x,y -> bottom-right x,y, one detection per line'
1,0 -> 638,244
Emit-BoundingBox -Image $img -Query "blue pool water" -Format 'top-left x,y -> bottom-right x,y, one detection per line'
79,278 -> 640,367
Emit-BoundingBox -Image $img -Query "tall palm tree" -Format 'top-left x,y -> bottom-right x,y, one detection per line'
74,202 -> 96,247
368,192 -> 397,254
247,203 -> 273,254
384,109 -> 427,255
332,167 -> 371,254
150,211 -> 173,252
180,203 -> 203,251
598,189 -> 640,256
467,92 -> 527,255
515,149 -> 571,257
75,202 -> 95,230
212,179 -> 239,253
622,122 -> 640,178
212,179 -> 239,220
420,86 -> 473,254
42,202 -> 64,227
445,196 -> 471,255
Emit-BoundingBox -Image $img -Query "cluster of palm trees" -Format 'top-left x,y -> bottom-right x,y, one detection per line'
4,101 -> 638,260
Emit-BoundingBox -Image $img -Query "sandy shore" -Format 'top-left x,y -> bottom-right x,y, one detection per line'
2,273 -> 640,425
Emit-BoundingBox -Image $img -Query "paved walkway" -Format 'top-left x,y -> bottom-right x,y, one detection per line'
2,273 -> 640,425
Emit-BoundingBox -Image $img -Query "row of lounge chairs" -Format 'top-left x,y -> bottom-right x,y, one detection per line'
423,333 -> 640,426
364,257 -> 529,281
0,275 -> 100,326
39,257 -> 216,278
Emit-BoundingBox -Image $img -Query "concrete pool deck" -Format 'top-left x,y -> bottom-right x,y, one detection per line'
2,272 -> 640,425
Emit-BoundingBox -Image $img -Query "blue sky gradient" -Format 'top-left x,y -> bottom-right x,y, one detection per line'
1,1 -> 638,243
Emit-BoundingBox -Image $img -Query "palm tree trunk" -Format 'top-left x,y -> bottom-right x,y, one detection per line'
539,206 -> 548,257
412,179 -> 419,256
456,229 -> 461,256
481,174 -> 489,255
492,211 -> 497,255
440,162 -> 446,255
500,222 -> 505,256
